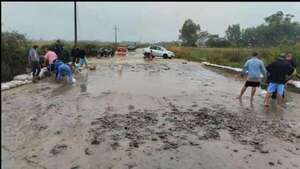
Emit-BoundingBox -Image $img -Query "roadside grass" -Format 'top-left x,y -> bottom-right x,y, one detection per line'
168,45 -> 300,73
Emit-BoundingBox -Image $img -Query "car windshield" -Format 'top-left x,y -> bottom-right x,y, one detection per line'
160,47 -> 167,51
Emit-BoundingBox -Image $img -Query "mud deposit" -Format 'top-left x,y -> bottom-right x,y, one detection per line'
2,49 -> 300,169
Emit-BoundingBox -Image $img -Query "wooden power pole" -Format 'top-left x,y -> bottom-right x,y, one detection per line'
115,25 -> 118,47
74,1 -> 78,47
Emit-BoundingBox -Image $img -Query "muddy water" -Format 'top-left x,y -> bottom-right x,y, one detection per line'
2,49 -> 300,169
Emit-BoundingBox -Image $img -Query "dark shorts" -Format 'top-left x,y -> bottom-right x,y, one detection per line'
244,81 -> 260,87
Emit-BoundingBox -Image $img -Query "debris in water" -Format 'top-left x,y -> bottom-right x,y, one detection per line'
50,144 -> 67,155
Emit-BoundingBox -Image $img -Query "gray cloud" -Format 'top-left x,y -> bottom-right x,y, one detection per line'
2,2 -> 300,42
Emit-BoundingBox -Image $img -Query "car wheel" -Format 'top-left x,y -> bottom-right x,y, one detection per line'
163,54 -> 168,59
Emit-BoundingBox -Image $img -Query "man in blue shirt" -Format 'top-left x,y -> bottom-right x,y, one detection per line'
54,60 -> 75,85
236,52 -> 267,103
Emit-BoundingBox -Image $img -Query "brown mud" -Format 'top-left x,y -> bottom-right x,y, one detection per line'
2,49 -> 300,169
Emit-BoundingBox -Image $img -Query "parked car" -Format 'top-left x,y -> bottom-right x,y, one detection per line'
127,43 -> 137,51
97,47 -> 114,58
143,45 -> 175,59
116,47 -> 128,56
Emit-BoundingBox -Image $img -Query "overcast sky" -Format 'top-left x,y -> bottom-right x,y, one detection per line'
2,2 -> 300,42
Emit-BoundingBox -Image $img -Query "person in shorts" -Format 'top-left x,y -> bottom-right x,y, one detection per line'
264,55 -> 294,107
236,52 -> 267,103
270,53 -> 297,99
78,49 -> 88,68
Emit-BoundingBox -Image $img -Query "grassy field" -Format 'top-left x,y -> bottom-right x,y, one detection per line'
168,45 -> 300,73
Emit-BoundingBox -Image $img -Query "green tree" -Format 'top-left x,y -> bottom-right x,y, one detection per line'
225,24 -> 242,47
179,19 -> 202,46
241,11 -> 300,47
206,34 -> 230,47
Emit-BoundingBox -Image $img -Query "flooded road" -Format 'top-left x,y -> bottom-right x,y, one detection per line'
2,49 -> 300,169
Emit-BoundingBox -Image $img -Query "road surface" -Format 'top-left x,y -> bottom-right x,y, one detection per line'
2,49 -> 300,169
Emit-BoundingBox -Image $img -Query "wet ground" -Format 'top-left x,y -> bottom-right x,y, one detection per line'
2,49 -> 300,169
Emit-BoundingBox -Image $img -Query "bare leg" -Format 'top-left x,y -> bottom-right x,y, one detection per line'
277,94 -> 283,106
264,92 -> 271,107
236,86 -> 247,99
250,87 -> 256,103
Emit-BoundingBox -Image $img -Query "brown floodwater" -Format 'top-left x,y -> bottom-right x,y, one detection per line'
2,49 -> 300,169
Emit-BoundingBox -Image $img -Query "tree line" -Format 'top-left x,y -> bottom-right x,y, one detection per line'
179,11 -> 300,47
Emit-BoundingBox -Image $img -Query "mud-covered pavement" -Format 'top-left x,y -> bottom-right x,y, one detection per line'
2,49 -> 300,169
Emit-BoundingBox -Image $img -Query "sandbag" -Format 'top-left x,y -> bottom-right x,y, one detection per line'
39,67 -> 48,79
292,81 -> 300,88
10,80 -> 24,88
71,77 -> 76,84
13,74 -> 32,81
6,82 -> 17,88
1,83 -> 10,90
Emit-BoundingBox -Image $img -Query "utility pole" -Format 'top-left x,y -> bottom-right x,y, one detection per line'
74,1 -> 78,47
114,25 -> 118,47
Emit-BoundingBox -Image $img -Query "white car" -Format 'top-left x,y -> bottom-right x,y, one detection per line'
143,46 -> 175,59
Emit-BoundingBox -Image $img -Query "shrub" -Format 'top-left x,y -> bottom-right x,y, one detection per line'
1,31 -> 30,82
170,45 -> 300,73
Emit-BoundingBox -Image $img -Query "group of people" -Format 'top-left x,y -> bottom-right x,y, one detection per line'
236,52 -> 297,107
28,42 -> 297,106
28,40 -> 88,84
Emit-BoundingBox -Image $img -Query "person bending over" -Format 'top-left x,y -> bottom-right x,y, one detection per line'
54,60 -> 75,85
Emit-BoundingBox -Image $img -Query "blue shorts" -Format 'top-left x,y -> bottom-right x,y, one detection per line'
79,58 -> 87,66
267,83 -> 285,96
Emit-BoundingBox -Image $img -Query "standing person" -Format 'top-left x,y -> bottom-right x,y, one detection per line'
71,47 -> 80,66
44,48 -> 58,74
78,48 -> 88,68
285,53 -> 297,69
53,40 -> 64,60
264,55 -> 294,107
28,45 -> 41,82
283,53 -> 297,87
236,52 -> 267,103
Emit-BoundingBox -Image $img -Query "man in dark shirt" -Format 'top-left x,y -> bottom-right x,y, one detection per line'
264,56 -> 294,107
71,47 -> 80,65
78,49 -> 88,68
53,40 -> 64,59
270,53 -> 297,99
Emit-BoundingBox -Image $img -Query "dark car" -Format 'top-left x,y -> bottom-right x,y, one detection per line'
127,43 -> 137,51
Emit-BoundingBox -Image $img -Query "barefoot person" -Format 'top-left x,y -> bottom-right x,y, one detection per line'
236,52 -> 266,103
271,53 -> 297,100
264,55 -> 294,107
78,49 -> 88,68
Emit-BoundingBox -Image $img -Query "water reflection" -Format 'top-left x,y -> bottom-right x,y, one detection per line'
118,64 -> 123,78
79,68 -> 88,92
